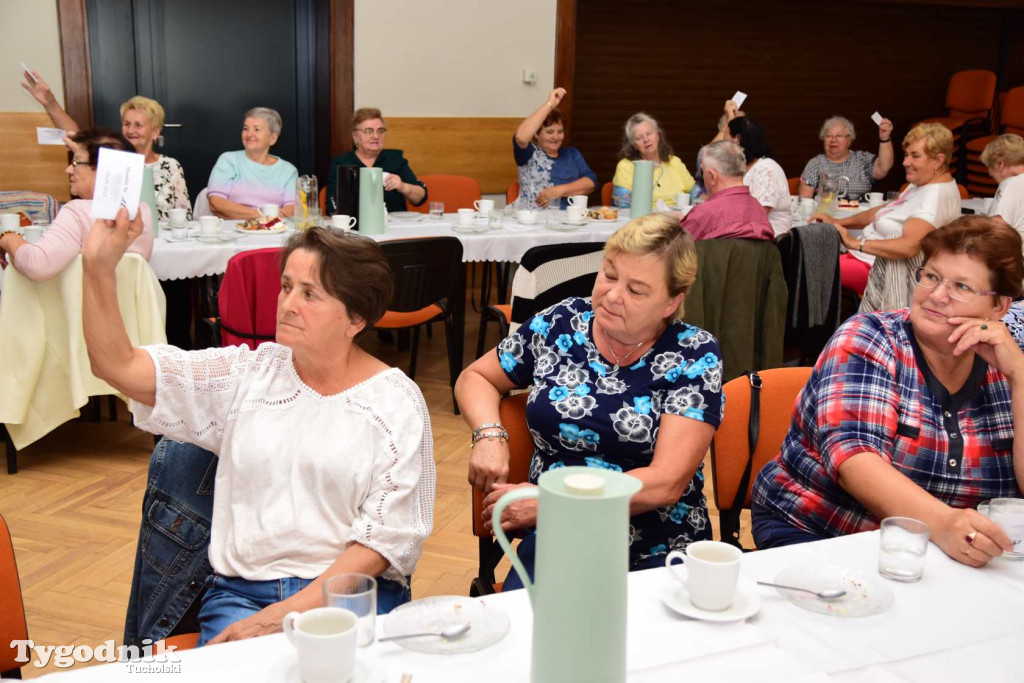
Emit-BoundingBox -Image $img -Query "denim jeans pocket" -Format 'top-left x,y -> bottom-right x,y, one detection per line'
141,498 -> 211,576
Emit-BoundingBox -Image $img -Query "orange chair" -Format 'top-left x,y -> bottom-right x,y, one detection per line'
601,181 -> 613,206
407,175 -> 481,213
787,177 -> 800,195
920,69 -> 997,138
154,632 -> 199,654
1,513 -> 29,679
710,367 -> 813,548
469,392 -> 534,596
506,182 -> 520,206
965,86 -> 1024,196
318,186 -> 327,215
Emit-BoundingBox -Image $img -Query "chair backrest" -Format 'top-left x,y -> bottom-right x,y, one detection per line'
787,177 -> 800,195
318,186 -> 327,215
601,181 -> 613,206
192,187 -> 212,218
471,392 -> 534,539
508,242 -> 607,333
506,182 -> 520,206
380,237 -> 464,311
945,69 -> 997,119
998,85 -> 1024,132
217,248 -> 282,349
710,367 -> 813,514
0,513 -> 28,676
407,174 -> 482,213
0,190 -> 59,223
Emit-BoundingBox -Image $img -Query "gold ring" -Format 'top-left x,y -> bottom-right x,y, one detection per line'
962,546 -> 971,555
966,531 -> 977,545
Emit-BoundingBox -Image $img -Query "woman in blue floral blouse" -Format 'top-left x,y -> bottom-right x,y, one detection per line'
455,213 -> 725,589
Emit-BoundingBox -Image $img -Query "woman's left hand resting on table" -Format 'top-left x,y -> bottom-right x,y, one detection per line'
482,482 -> 538,534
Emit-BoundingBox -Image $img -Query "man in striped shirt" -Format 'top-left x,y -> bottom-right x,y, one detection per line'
681,140 -> 773,241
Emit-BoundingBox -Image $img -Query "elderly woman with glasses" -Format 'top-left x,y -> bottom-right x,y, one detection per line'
326,107 -> 427,214
611,113 -> 695,209
207,107 -> 299,219
797,115 -> 895,199
752,216 -> 1024,567
0,128 -> 153,279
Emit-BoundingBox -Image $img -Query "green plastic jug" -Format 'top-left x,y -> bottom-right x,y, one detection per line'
140,164 -> 158,236
630,160 -> 654,218
492,467 -> 642,683
358,167 -> 385,235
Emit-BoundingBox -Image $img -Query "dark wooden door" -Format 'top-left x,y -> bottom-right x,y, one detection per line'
86,0 -> 329,198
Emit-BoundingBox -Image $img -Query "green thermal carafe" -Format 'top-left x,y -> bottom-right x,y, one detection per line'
630,160 -> 654,218
358,167 -> 385,235
140,164 -> 158,236
492,467 -> 642,683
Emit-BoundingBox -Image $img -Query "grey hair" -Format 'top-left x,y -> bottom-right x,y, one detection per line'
819,116 -> 856,142
700,140 -> 747,178
243,107 -> 282,135
618,112 -> 673,162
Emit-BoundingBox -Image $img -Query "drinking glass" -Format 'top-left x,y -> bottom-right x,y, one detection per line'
989,498 -> 1024,560
429,201 -> 445,220
488,210 -> 503,230
323,573 -> 376,646
879,517 -> 929,582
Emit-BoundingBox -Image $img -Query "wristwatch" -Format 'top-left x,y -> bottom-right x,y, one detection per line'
857,236 -> 867,252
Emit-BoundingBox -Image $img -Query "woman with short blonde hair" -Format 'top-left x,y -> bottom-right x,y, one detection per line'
981,134 -> 1024,241
456,212 -> 723,590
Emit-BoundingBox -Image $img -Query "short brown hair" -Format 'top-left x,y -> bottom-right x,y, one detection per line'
920,215 -> 1024,299
280,227 -> 393,336
352,107 -> 384,128
903,122 -> 953,170
69,127 -> 133,166
541,108 -> 566,130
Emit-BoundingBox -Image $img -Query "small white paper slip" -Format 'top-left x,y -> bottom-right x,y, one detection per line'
731,91 -> 748,109
36,127 -> 67,145
381,171 -> 392,185
871,111 -> 884,126
20,61 -> 37,82
91,147 -> 145,220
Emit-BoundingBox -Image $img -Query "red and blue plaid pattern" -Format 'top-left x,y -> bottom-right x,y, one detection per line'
753,309 -> 1021,538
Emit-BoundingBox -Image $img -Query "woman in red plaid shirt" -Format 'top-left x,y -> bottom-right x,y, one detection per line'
753,216 -> 1024,567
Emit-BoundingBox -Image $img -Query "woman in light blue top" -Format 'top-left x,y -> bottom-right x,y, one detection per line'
208,107 -> 298,219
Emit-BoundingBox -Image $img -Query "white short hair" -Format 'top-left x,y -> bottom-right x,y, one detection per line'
819,116 -> 856,142
700,140 -> 746,178
244,107 -> 282,135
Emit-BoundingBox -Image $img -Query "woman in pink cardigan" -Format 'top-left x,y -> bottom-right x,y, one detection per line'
0,128 -> 154,280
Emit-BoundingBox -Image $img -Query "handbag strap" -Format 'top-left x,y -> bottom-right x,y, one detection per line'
720,371 -> 762,549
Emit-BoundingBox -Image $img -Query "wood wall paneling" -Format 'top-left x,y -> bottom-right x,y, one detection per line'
385,117 -> 521,195
554,0 -> 578,143
56,0 -> 93,129
571,1 -> 1021,193
330,0 -> 354,158
0,113 -> 71,203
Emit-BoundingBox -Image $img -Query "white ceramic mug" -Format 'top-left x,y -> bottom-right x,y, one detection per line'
566,206 -> 587,224
168,208 -> 188,227
331,214 -> 357,230
283,608 -> 357,683
259,204 -> 280,218
865,192 -> 884,206
517,209 -> 537,225
0,213 -> 20,230
199,216 -> 223,235
568,195 -> 588,209
474,199 -> 495,216
666,541 -> 741,611
457,208 -> 476,227
675,193 -> 692,208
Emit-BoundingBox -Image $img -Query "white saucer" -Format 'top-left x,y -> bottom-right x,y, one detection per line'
287,658 -> 383,683
661,580 -> 761,622
197,233 -> 236,243
163,234 -> 192,243
389,211 -> 425,222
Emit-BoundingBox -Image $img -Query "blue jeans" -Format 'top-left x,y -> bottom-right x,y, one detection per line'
751,502 -> 824,549
196,574 -> 412,646
502,532 -> 667,592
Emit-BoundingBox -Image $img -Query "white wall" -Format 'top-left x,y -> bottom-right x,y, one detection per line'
0,0 -> 65,111
354,0 -> 556,116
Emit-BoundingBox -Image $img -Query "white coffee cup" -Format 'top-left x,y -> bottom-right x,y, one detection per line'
666,540 -> 742,612
259,204 -> 280,218
0,213 -> 20,230
168,208 -> 188,227
199,216 -> 223,236
283,607 -> 357,683
23,226 -> 43,244
474,199 -> 495,216
567,195 -> 588,209
331,214 -> 357,230
865,192 -> 884,206
675,193 -> 692,208
517,209 -> 537,225
566,206 -> 587,225
457,208 -> 475,227
381,171 -> 392,186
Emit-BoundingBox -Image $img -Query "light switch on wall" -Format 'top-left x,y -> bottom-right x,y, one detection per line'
523,68 -> 537,85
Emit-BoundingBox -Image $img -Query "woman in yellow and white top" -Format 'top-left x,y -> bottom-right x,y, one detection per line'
611,113 -> 695,208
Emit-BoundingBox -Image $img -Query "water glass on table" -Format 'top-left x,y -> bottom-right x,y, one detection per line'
323,573 -> 377,646
429,201 -> 445,220
879,517 -> 929,582
988,498 -> 1024,560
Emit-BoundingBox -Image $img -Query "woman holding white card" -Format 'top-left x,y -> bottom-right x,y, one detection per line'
0,128 -> 153,280
797,115 -> 895,199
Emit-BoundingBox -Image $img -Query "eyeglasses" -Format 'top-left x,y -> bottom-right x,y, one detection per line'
913,267 -> 997,303
825,134 -> 850,141
69,159 -> 92,169
355,127 -> 387,137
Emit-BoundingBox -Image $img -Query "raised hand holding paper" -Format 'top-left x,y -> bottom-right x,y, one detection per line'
19,61 -> 37,83
36,127 -> 67,146
871,111 -> 884,126
731,91 -> 748,109
91,148 -> 145,221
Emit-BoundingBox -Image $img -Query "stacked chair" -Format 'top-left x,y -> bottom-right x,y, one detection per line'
919,70 -> 998,182
964,86 -> 1024,197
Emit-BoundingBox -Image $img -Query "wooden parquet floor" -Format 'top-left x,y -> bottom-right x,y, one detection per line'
0,280 -> 751,677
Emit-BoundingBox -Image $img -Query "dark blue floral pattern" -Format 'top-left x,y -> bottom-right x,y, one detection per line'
497,296 -> 725,566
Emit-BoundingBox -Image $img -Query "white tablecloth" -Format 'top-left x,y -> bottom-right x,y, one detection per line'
148,215 -> 631,281
31,531 -> 1024,682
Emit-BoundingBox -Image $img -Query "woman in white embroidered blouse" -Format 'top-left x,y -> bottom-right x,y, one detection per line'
81,219 -> 435,646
